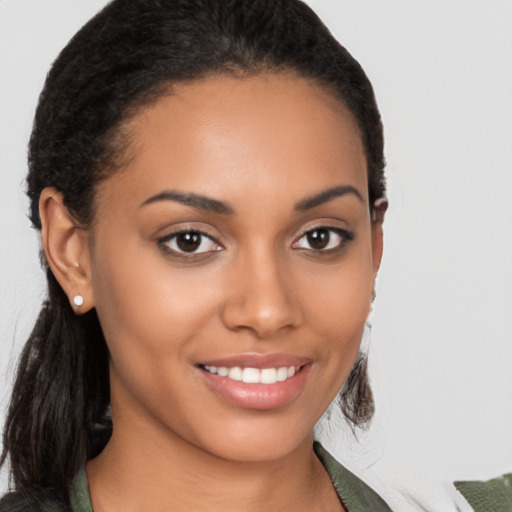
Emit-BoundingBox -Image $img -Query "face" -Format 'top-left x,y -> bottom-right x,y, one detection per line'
87,73 -> 381,462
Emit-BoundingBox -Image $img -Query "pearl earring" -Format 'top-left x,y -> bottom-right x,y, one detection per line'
73,295 -> 84,307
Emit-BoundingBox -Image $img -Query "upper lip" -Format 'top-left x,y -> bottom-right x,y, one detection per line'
198,353 -> 312,369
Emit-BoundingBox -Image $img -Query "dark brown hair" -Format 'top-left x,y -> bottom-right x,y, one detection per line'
1,0 -> 385,506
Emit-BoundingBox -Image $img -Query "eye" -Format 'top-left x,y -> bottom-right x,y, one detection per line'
158,230 -> 221,255
292,227 -> 353,252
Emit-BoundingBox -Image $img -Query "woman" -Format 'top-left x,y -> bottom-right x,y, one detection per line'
0,1 -> 391,510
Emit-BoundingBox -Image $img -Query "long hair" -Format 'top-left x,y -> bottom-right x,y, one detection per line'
1,0 -> 386,505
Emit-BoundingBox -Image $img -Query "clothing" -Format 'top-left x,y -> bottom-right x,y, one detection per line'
3,448 -> 512,512
0,441 -> 391,511
454,473 -> 512,512
314,441 -> 392,511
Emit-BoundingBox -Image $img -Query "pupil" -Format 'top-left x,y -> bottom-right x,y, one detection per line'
176,232 -> 201,252
307,229 -> 329,250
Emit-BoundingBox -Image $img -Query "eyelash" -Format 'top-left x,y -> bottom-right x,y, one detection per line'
292,226 -> 354,253
157,229 -> 222,258
157,226 -> 354,258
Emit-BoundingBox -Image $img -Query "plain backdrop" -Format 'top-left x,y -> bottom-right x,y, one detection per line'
1,0 -> 511,492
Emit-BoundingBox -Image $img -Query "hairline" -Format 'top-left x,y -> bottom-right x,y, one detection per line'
86,66 -> 368,229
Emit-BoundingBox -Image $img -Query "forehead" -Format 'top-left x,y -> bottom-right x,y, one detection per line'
97,72 -> 368,212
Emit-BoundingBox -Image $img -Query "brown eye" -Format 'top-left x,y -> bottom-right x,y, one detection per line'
306,229 -> 330,250
292,227 -> 353,252
176,232 -> 202,252
158,230 -> 221,255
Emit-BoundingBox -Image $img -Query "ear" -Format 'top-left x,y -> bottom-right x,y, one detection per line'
39,187 -> 95,314
371,198 -> 387,277
371,221 -> 384,277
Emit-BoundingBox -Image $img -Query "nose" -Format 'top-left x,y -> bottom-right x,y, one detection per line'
220,247 -> 303,339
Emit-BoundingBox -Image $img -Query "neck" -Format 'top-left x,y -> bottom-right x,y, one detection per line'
87,413 -> 341,512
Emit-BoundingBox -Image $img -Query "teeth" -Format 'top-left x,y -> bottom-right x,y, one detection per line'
276,367 -> 288,381
242,368 -> 260,383
203,365 -> 299,384
217,367 -> 229,377
228,367 -> 243,381
260,368 -> 277,384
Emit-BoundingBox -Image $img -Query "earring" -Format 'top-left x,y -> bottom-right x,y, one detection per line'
73,295 -> 84,307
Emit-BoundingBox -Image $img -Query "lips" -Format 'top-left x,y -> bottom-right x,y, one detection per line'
197,353 -> 312,410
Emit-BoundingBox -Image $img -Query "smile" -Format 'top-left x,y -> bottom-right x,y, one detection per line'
203,365 -> 298,384
197,355 -> 312,410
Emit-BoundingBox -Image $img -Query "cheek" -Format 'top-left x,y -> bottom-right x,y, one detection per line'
300,253 -> 373,338
298,247 -> 373,388
89,242 -> 228,427
89,236 -> 224,367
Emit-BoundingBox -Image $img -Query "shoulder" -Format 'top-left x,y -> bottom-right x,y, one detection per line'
314,441 -> 393,512
0,492 -> 35,512
455,473 -> 512,512
0,491 -> 68,512
0,469 -> 91,512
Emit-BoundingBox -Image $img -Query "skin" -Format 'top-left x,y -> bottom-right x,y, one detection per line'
40,72 -> 383,512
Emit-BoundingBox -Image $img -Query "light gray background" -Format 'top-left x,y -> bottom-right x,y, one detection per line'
1,0 -> 511,491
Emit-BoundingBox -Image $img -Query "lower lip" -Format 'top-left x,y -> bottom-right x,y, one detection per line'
199,365 -> 311,410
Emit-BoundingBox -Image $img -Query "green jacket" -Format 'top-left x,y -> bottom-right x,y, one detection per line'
3,444 -> 511,511
0,442 -> 392,511
455,473 -> 512,512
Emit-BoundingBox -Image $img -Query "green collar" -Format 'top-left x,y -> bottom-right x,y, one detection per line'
70,469 -> 93,512
314,441 -> 392,511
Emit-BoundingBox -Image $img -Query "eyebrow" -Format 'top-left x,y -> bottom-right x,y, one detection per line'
140,184 -> 363,215
294,185 -> 363,211
140,190 -> 234,214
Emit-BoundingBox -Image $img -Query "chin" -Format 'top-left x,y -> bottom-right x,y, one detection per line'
187,414 -> 315,464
